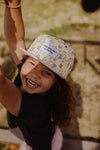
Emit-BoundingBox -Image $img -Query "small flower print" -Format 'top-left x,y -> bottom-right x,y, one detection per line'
59,54 -> 66,59
47,61 -> 56,68
39,38 -> 45,44
37,45 -> 41,50
59,64 -> 63,68
49,41 -> 54,45
58,45 -> 62,49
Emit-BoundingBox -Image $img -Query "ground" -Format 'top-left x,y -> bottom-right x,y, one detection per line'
0,0 -> 100,143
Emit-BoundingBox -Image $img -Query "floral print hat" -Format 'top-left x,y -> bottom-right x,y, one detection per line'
19,34 -> 74,79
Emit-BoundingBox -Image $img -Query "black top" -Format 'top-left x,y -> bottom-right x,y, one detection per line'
7,67 -> 55,150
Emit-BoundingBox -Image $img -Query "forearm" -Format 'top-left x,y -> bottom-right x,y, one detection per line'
0,66 -> 22,117
4,0 -> 26,65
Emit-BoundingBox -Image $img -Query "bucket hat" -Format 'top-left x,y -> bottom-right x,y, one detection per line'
19,34 -> 74,79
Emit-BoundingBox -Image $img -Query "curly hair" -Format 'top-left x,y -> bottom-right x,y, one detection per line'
50,75 -> 75,127
18,57 -> 75,127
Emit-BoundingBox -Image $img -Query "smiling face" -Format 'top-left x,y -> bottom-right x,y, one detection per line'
20,57 -> 56,94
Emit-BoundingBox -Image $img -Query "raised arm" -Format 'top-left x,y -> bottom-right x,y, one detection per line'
4,0 -> 26,65
0,66 -> 22,117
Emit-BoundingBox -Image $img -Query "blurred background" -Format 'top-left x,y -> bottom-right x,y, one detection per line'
0,0 -> 100,149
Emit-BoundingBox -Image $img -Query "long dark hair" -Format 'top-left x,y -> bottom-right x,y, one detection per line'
18,57 -> 75,127
50,75 -> 75,127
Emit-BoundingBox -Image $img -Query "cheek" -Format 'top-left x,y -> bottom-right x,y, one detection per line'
21,67 -> 27,75
20,65 -> 29,81
42,78 -> 55,89
21,64 -> 30,75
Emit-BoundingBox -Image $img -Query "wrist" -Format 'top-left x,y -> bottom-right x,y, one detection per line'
5,0 -> 21,9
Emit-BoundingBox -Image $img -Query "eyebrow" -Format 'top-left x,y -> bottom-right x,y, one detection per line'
43,65 -> 53,72
29,59 -> 55,76
45,68 -> 56,77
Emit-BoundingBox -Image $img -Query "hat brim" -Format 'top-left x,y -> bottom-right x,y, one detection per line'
19,48 -> 38,61
19,48 -> 63,78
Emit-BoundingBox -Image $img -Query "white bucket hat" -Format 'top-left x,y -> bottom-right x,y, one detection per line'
19,34 -> 74,79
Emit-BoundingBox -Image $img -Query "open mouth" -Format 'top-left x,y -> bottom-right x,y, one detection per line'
26,78 -> 39,89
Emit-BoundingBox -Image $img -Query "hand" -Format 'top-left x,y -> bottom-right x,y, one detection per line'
4,0 -> 20,3
4,0 -> 21,6
5,0 -> 12,2
4,0 -> 12,4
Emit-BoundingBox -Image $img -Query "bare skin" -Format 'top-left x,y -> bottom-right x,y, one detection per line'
4,0 -> 25,65
0,0 -> 25,117
0,0 -> 55,117
0,65 -> 22,116
20,57 -> 55,95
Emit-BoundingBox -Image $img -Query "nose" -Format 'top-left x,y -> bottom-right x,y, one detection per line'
28,63 -> 42,79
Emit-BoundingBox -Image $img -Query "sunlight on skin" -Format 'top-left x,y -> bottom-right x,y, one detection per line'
20,57 -> 56,94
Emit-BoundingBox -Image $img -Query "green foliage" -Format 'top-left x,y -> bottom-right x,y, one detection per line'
98,130 -> 100,135
42,23 -> 90,37
0,114 -> 8,128
53,0 -> 80,2
0,46 -> 10,57
0,142 -> 7,150
2,57 -> 17,81
70,0 -> 80,2
94,24 -> 100,29
71,23 -> 90,28
42,24 -> 68,36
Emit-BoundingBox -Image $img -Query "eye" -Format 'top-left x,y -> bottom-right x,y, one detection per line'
44,70 -> 55,78
45,71 -> 52,76
29,61 -> 35,66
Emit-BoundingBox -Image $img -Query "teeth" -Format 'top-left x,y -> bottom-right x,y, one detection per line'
27,79 -> 38,87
